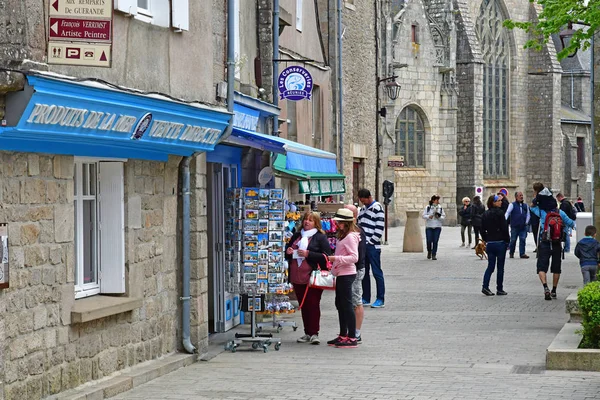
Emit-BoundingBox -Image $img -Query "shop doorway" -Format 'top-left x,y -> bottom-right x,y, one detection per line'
352,160 -> 364,204
207,163 -> 239,333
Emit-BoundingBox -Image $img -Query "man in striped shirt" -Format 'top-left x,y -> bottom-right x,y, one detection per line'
357,189 -> 386,308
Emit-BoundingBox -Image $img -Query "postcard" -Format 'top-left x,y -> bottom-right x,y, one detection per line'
270,189 -> 283,200
259,189 -> 270,202
257,279 -> 268,294
269,199 -> 283,210
245,199 -> 259,209
244,219 -> 258,231
258,204 -> 269,219
245,209 -> 258,219
269,241 -> 283,252
244,241 -> 257,252
268,273 -> 283,284
257,234 -> 269,249
269,220 -> 285,231
244,188 -> 259,199
244,263 -> 258,274
258,265 -> 268,280
269,261 -> 284,273
269,210 -> 283,221
244,252 -> 258,262
269,231 -> 283,241
244,273 -> 257,283
244,231 -> 258,242
258,250 -> 269,262
258,219 -> 269,233
269,251 -> 282,263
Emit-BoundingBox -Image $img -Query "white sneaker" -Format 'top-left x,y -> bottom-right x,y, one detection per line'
309,335 -> 320,345
460,243 -> 465,247
297,334 -> 311,343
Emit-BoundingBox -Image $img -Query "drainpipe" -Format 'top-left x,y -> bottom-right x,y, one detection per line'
217,0 -> 237,142
337,0 -> 344,178
591,34 -> 595,225
181,156 -> 196,354
273,0 -> 280,136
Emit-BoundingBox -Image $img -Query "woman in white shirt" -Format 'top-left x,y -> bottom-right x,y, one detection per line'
422,195 -> 446,260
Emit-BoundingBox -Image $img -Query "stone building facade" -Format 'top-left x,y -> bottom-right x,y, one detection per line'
0,1 -> 224,398
380,0 -> 593,226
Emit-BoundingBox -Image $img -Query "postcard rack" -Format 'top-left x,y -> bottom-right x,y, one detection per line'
223,187 -> 293,353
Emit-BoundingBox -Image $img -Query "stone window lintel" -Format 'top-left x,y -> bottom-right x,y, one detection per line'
71,295 -> 143,324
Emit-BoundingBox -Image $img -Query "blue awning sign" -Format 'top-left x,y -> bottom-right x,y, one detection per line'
0,74 -> 232,161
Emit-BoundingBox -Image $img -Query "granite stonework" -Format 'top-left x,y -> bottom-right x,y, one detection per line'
0,153 -> 211,399
0,2 -> 219,398
379,0 -> 592,226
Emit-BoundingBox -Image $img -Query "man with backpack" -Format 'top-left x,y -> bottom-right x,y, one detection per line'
530,184 -> 575,301
556,193 -> 577,253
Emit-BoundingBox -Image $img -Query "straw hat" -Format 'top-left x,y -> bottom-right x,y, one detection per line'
332,208 -> 354,221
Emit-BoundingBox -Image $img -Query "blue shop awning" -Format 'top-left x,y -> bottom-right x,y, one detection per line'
228,127 -> 338,174
0,73 -> 232,161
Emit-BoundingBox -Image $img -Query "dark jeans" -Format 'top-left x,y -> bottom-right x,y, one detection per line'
362,245 -> 385,303
293,283 -> 324,336
536,241 -> 563,274
509,225 -> 528,256
335,274 -> 357,338
426,227 -> 442,255
473,226 -> 481,245
482,241 -> 507,291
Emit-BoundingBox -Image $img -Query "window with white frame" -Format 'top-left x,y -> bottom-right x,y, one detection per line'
137,0 -> 151,15
296,0 -> 303,31
74,159 -> 125,299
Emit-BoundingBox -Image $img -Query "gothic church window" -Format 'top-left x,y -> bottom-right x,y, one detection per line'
395,107 -> 425,167
476,0 -> 510,178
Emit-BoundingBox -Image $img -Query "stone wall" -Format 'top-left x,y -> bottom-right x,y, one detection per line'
381,0 -> 458,225
341,1 -> 377,203
0,153 -> 184,399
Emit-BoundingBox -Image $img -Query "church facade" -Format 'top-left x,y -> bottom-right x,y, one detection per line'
378,0 -> 592,225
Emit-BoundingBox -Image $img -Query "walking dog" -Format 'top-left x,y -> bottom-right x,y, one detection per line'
474,239 -> 487,260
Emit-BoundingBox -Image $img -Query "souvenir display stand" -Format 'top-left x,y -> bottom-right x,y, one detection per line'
224,188 -> 296,353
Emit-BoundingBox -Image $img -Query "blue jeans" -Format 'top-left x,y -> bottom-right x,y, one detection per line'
482,241 -> 507,291
509,225 -> 528,256
362,245 -> 385,303
425,227 -> 442,255
564,228 -> 572,252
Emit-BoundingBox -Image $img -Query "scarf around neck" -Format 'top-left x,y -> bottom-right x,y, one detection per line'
298,228 -> 318,264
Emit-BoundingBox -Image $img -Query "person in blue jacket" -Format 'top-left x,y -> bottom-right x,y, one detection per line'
530,183 -> 575,301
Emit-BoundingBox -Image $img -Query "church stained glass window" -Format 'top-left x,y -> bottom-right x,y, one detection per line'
476,0 -> 510,178
396,107 -> 425,167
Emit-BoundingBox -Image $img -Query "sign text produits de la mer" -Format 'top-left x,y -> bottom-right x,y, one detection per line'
25,103 -> 222,144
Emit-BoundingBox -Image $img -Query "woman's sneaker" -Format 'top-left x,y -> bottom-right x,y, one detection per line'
309,335 -> 320,345
327,336 -> 343,346
297,334 -> 311,343
335,337 -> 358,348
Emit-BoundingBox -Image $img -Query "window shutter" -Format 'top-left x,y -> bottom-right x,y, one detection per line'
99,162 -> 126,294
114,0 -> 138,16
172,0 -> 189,31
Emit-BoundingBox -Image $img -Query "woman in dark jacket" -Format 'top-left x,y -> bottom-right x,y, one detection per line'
284,211 -> 332,344
481,195 -> 510,296
469,196 -> 485,248
458,197 -> 472,247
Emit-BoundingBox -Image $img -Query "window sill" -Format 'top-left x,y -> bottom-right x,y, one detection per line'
71,295 -> 143,324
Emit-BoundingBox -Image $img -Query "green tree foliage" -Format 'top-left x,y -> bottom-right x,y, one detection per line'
503,0 -> 598,60
577,281 -> 600,349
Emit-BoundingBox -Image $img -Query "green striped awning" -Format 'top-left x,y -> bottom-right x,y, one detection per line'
273,154 -> 346,195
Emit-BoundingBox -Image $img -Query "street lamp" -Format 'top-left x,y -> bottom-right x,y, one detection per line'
559,22 -> 578,58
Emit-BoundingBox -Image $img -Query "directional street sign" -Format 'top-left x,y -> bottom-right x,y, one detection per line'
49,0 -> 112,18
47,0 -> 113,67
49,17 -> 111,42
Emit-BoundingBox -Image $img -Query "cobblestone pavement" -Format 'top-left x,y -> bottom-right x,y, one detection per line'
113,226 -> 600,400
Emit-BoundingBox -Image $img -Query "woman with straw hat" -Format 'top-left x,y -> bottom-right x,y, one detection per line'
326,208 -> 360,348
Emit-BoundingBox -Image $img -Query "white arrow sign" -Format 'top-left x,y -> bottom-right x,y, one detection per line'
51,21 -> 58,35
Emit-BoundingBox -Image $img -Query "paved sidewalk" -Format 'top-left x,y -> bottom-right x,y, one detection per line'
113,226 -> 600,400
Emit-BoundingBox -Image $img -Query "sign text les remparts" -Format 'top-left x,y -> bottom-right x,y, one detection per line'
278,66 -> 313,101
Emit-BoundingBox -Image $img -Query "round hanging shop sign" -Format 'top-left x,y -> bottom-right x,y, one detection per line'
131,113 -> 153,140
278,66 -> 313,101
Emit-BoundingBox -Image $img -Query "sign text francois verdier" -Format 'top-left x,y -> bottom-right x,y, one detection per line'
278,66 -> 313,101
